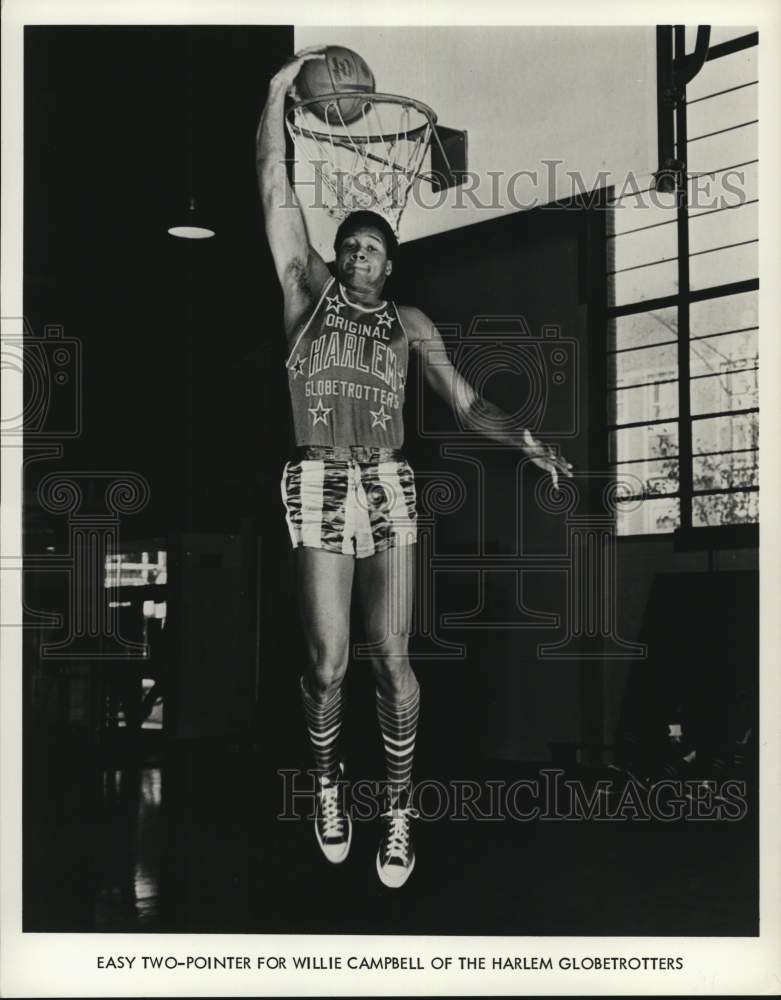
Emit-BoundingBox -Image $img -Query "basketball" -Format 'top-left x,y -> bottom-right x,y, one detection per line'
296,46 -> 376,125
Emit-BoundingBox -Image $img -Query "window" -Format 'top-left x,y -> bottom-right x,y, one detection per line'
606,28 -> 758,536
104,549 -> 167,588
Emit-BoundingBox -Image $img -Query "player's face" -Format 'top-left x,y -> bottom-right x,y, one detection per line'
336,226 -> 393,291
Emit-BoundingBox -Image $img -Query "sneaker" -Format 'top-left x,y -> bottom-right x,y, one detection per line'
314,767 -> 352,864
376,802 -> 419,889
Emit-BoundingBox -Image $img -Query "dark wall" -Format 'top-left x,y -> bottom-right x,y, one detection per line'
391,205 -> 608,761
606,539 -> 758,751
24,26 -> 294,539
22,25 -> 301,759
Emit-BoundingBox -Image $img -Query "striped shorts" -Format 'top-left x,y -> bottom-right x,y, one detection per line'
281,446 -> 417,559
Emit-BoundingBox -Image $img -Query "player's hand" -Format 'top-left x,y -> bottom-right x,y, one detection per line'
520,429 -> 573,490
272,46 -> 327,96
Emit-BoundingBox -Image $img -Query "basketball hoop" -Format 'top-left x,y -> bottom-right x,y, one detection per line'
286,92 -> 457,234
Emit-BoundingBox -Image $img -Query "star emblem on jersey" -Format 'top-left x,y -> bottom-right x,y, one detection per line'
326,294 -> 345,315
370,405 -> 392,430
375,309 -> 393,329
291,355 -> 306,378
309,398 -> 332,427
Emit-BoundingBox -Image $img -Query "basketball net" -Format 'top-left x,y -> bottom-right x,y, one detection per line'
286,92 -> 439,234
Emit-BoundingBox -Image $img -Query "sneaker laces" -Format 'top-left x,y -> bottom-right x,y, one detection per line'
318,778 -> 347,841
380,806 -> 419,863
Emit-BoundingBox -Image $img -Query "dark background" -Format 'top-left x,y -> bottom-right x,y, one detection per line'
24,26 -> 293,535
22,25 -> 757,935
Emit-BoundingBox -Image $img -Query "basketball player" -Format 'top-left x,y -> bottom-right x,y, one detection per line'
257,48 -> 572,888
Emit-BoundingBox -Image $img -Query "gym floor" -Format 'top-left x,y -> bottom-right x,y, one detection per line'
24,741 -> 757,936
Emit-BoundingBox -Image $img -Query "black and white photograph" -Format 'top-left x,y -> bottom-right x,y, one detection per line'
1,1 -> 780,996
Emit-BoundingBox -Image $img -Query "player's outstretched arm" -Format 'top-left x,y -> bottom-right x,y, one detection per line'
256,48 -> 332,335
401,305 -> 574,487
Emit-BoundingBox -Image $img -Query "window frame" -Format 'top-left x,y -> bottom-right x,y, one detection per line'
607,27 -> 759,547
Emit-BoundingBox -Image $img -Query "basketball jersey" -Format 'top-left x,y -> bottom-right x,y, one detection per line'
285,277 -> 408,448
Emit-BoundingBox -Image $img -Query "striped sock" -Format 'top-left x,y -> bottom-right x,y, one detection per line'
376,683 -> 420,804
300,676 -> 343,780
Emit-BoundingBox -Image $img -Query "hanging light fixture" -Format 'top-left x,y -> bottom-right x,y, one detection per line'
167,196 -> 215,239
167,30 -> 215,239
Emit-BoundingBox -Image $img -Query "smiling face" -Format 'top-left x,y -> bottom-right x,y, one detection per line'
335,225 -> 393,295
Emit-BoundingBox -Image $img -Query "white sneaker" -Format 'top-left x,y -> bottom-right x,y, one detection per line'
376,804 -> 419,888
314,768 -> 351,864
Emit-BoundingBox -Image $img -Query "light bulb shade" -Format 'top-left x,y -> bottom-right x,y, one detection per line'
167,224 -> 215,239
167,197 -> 215,239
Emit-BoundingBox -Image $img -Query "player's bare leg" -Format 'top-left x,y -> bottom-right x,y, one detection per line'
356,543 -> 420,888
296,547 -> 354,863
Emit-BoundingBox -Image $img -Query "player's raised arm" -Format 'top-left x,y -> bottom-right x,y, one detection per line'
256,49 -> 331,334
400,305 -> 573,487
